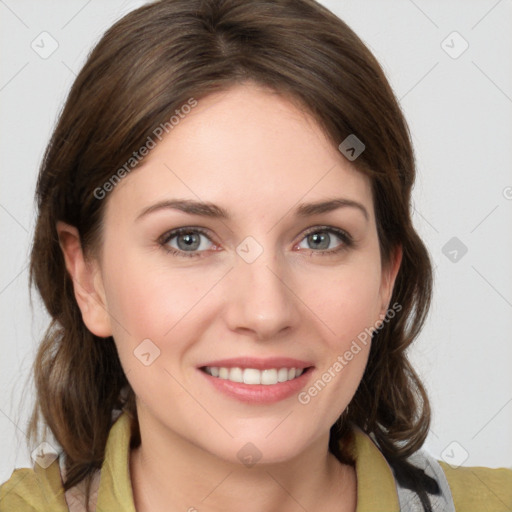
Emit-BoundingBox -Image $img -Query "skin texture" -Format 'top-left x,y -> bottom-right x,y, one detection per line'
57,82 -> 402,511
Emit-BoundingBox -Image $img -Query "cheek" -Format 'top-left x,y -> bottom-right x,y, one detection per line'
99,252 -> 179,370
299,253 -> 382,404
101,246 -> 227,381
100,251 -> 208,405
299,272 -> 379,420
307,257 -> 383,345
102,247 -> 203,336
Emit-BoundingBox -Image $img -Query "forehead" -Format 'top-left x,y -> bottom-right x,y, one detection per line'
106,83 -> 373,223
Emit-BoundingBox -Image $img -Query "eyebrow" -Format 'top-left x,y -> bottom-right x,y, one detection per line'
136,197 -> 369,222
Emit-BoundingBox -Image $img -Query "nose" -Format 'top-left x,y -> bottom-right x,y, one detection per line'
224,246 -> 301,341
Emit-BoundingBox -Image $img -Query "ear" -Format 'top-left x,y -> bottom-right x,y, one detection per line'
56,221 -> 112,338
378,243 -> 403,316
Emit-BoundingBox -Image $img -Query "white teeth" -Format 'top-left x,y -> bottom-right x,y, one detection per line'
243,368 -> 261,385
204,366 -> 306,385
229,367 -> 243,383
261,369 -> 278,385
277,368 -> 289,382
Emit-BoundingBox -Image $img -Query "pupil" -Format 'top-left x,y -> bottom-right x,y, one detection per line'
179,233 -> 199,250
310,232 -> 329,249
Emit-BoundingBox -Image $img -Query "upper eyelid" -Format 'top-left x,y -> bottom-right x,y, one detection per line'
301,225 -> 350,238
160,226 -> 211,243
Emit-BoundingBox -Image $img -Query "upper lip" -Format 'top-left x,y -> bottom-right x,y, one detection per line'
198,357 -> 314,370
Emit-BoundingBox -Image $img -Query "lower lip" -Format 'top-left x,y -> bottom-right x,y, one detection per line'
198,368 -> 313,404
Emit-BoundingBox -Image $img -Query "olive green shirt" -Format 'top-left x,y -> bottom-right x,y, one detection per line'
1,412 -> 511,511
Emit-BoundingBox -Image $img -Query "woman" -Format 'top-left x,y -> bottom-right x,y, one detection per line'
1,0 -> 510,511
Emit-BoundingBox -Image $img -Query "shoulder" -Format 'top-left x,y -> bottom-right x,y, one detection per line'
0,411 -> 128,512
393,445 -> 512,512
440,461 -> 512,511
0,459 -> 68,512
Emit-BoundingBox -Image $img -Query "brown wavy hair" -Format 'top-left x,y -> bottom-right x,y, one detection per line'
28,0 -> 437,509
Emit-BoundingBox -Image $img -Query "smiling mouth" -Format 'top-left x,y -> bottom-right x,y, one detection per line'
201,366 -> 311,385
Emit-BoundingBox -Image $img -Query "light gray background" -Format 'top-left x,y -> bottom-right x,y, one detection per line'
1,0 -> 511,483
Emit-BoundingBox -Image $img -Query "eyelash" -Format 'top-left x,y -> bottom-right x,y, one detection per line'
158,226 -> 354,259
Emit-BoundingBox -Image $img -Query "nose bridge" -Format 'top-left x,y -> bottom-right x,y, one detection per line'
225,235 -> 300,339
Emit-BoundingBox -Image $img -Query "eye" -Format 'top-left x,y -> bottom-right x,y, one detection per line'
159,225 -> 353,259
159,227 -> 215,258
296,226 -> 353,256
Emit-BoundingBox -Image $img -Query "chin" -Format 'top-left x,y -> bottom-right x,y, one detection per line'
207,427 -> 320,467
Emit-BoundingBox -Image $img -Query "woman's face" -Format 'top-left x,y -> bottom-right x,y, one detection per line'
87,82 -> 400,464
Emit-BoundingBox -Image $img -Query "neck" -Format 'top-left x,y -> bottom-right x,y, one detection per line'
129,414 -> 357,512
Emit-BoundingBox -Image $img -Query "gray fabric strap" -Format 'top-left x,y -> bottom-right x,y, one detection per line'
394,449 -> 456,512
